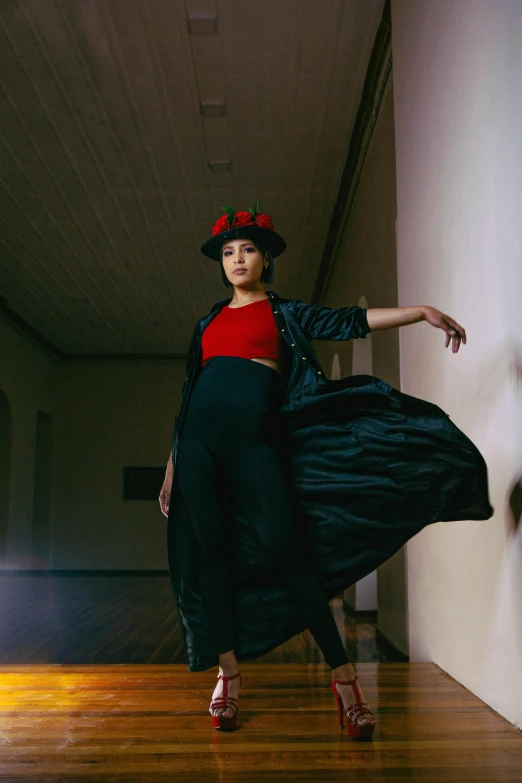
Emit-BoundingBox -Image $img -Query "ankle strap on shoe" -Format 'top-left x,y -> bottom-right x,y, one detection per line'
332,675 -> 358,686
217,671 -> 241,682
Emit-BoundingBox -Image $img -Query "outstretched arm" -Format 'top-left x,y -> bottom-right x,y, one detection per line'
366,306 -> 467,353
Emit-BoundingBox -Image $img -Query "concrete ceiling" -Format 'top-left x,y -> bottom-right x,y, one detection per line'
0,0 -> 384,357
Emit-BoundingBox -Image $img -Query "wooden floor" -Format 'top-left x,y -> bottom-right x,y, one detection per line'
0,574 -> 520,781
1,663 -> 521,782
0,573 -> 404,664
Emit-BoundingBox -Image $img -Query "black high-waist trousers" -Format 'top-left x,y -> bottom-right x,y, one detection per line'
176,356 -> 349,669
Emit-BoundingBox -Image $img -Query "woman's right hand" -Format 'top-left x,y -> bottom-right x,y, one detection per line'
159,469 -> 173,518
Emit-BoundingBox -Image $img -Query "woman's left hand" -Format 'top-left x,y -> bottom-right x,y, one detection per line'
422,306 -> 467,352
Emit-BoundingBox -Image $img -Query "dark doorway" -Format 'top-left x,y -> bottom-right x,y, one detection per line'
0,390 -> 13,561
31,411 -> 54,568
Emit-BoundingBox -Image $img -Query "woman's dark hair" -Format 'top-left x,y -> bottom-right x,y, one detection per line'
220,242 -> 274,287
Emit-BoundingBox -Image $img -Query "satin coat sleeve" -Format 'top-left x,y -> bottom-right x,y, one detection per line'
287,300 -> 371,341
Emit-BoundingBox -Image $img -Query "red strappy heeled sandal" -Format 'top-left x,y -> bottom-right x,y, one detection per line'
209,671 -> 242,731
330,675 -> 376,740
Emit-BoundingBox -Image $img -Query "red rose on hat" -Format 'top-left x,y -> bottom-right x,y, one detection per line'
211,214 -> 230,235
231,211 -> 254,227
202,202 -> 286,260
255,213 -> 275,230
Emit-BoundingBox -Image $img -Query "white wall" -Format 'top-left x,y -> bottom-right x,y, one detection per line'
392,0 -> 522,726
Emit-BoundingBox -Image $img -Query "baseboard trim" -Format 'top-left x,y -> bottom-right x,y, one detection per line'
0,569 -> 171,577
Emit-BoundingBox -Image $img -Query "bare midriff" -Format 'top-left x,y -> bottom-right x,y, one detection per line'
250,357 -> 282,374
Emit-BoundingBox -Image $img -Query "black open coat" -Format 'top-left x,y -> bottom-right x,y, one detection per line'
167,291 -> 493,671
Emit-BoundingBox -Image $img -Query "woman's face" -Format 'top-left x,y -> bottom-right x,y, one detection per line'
221,238 -> 268,287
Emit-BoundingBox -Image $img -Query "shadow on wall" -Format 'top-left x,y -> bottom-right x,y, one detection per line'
0,390 -> 12,560
481,469 -> 522,726
511,348 -> 522,538
477,341 -> 522,727
509,476 -> 522,536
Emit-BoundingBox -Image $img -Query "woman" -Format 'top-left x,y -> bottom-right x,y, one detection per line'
159,204 -> 492,737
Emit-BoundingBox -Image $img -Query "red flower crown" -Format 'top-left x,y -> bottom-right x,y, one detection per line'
211,201 -> 275,236
201,200 -> 286,260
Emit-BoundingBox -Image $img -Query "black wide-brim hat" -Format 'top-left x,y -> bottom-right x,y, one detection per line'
200,206 -> 286,261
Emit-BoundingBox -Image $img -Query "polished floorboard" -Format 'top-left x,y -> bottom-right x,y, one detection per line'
0,663 -> 520,782
0,573 -> 404,665
0,574 -> 520,781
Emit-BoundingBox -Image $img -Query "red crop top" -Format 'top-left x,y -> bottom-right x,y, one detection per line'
201,298 -> 282,365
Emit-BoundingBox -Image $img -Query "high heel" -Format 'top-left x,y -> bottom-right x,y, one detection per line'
209,671 -> 242,731
330,675 -> 376,740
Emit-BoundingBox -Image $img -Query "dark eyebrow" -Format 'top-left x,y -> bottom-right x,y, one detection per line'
222,241 -> 254,250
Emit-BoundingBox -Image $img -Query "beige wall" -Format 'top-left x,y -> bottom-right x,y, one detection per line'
0,320 -> 57,566
0,318 -> 186,570
392,0 -> 522,726
314,79 -> 408,655
52,361 -> 185,569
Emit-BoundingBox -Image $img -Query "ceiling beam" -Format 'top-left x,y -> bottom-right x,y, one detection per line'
0,297 -> 64,360
0,298 -> 186,362
311,0 -> 392,305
